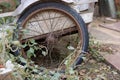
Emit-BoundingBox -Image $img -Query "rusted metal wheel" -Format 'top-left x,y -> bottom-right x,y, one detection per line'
16,2 -> 89,68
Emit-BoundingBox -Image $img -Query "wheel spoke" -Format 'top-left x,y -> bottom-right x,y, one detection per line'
50,11 -> 57,29
48,11 -> 52,30
52,14 -> 62,31
41,12 -> 50,32
19,5 -> 86,68
26,28 -> 41,34
34,14 -> 45,34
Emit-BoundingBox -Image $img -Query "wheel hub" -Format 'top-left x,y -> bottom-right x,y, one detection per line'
46,34 -> 57,44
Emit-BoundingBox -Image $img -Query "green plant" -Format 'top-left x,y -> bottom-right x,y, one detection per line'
22,39 -> 48,59
0,2 -> 11,13
88,36 -> 105,62
0,2 -> 11,12
13,0 -> 20,6
0,0 -> 19,13
0,17 -> 80,80
0,17 -> 15,65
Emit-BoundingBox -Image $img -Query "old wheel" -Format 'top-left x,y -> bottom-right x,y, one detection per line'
16,2 -> 89,68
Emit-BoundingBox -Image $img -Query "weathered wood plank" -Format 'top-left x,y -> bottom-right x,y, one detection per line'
0,12 -> 14,17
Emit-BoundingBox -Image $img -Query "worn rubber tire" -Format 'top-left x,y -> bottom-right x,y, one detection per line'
17,2 -> 89,66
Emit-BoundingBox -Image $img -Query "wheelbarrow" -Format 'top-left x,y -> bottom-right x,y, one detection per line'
0,0 -> 98,68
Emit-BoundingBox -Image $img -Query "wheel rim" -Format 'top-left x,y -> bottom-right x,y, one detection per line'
20,8 -> 83,68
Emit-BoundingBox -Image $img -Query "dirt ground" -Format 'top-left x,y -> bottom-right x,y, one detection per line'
1,18 -> 120,80
77,53 -> 120,80
82,18 -> 120,80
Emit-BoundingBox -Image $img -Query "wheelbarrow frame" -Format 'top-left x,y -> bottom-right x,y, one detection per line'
0,0 -> 97,66
0,0 -> 98,23
0,0 -> 98,71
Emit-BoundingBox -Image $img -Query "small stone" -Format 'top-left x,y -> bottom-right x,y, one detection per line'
60,75 -> 67,80
89,59 -> 96,64
94,69 -> 99,73
112,71 -> 118,75
6,60 -> 14,70
79,69 -> 86,76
